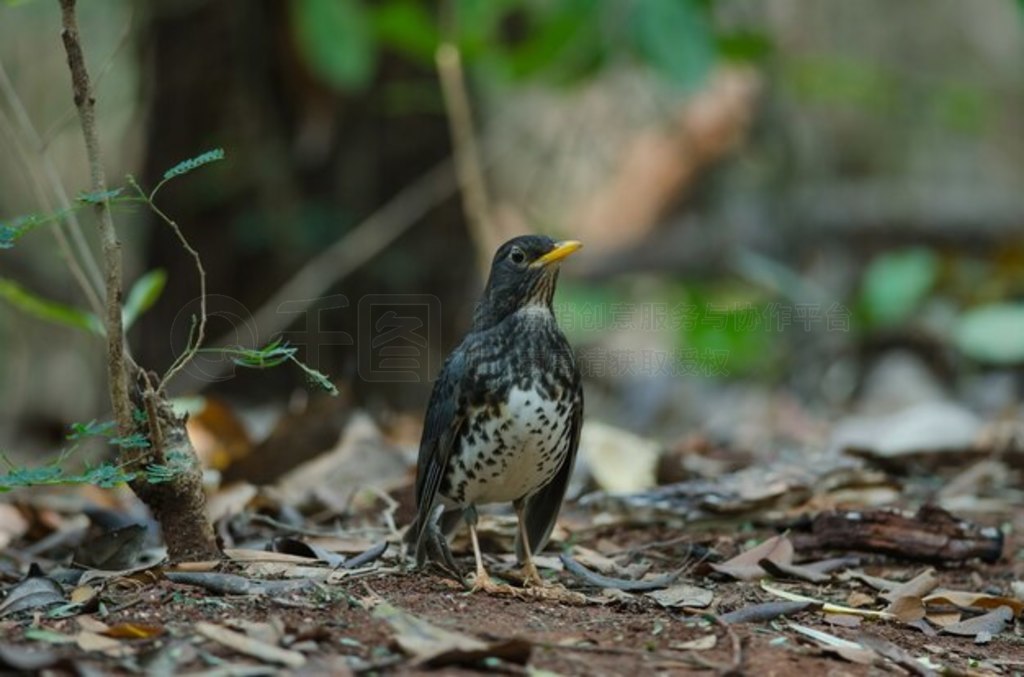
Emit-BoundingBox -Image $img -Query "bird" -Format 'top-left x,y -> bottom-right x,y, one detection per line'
405,235 -> 583,593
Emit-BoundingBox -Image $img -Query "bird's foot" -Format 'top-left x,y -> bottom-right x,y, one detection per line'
520,580 -> 588,604
520,559 -> 544,588
468,569 -> 520,596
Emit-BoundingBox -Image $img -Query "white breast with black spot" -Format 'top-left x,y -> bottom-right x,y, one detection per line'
444,386 -> 572,507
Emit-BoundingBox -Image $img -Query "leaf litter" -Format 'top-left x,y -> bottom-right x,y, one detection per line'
1,406 -> 1022,674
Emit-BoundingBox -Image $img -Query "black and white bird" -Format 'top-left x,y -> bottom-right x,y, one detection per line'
405,235 -> 583,591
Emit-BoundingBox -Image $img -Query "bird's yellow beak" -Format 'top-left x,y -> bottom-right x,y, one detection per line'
531,240 -> 582,268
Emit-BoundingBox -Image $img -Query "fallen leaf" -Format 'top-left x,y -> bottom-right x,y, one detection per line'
73,524 -> 147,570
0,643 -> 60,671
761,581 -> 894,619
69,585 -> 98,605
560,553 -> 677,591
196,621 -> 306,668
671,635 -> 717,650
881,570 -> 937,604
710,535 -> 793,581
758,558 -> 831,584
846,591 -> 875,608
857,633 -> 941,677
645,584 -> 714,609
76,631 -> 128,656
720,601 -> 816,624
789,623 -> 878,665
886,596 -> 926,623
923,590 -> 1024,617
0,570 -> 64,617
0,504 -> 29,549
372,601 -> 531,668
824,614 -> 863,628
76,616 -> 110,634
269,537 -> 345,567
940,606 -> 1012,639
105,623 -> 164,640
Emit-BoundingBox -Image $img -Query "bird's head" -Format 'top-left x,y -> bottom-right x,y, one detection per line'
473,235 -> 582,329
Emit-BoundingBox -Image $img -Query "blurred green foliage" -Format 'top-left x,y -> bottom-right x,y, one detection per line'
290,0 -> 725,91
858,248 -> 938,329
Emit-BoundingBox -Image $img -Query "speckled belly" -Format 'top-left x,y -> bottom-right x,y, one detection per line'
442,386 -> 573,506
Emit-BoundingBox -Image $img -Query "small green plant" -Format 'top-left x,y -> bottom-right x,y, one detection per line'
0,150 -> 335,494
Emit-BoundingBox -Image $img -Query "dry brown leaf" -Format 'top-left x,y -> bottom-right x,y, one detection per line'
710,535 -> 793,581
671,635 -> 717,651
825,613 -> 863,628
881,569 -> 938,604
846,591 -> 875,608
923,590 -> 1024,617
76,631 -> 127,656
222,548 -> 320,564
196,621 -> 306,668
76,617 -> 110,634
70,585 -> 98,605
372,601 -> 531,667
645,584 -> 714,609
886,596 -> 926,623
925,611 -> 962,628
0,504 -> 28,549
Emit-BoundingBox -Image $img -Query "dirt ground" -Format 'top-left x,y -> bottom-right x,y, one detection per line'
2,510 -> 1020,676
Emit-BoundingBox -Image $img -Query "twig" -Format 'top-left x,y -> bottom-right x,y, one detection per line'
436,27 -> 495,279
125,176 -> 207,390
687,613 -> 743,674
170,158 -> 458,393
0,59 -> 104,314
59,0 -> 133,435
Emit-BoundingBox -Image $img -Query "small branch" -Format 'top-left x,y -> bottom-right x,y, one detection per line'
435,10 -> 496,279
125,176 -> 207,391
58,0 -> 132,436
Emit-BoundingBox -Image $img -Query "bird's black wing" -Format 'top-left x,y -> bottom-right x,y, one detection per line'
516,368 -> 583,560
407,346 -> 467,548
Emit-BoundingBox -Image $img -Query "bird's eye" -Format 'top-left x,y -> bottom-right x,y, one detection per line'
508,247 -> 526,265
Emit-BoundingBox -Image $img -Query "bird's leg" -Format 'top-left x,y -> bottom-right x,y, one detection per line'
514,499 -> 544,587
465,506 -> 515,594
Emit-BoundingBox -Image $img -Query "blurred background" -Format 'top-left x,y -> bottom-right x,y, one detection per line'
3,0 -> 1024,491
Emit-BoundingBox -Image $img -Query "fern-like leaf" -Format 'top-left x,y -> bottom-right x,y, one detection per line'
162,148 -> 226,181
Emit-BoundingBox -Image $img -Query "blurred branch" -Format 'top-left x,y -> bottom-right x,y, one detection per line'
0,58 -> 105,315
436,37 -> 495,280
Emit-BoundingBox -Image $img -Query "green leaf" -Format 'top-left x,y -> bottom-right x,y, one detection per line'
503,0 -> 606,83
0,278 -> 103,335
67,419 -> 117,440
954,303 -> 1024,364
292,0 -> 375,90
0,213 -> 48,249
76,187 -> 124,205
162,148 -> 226,181
632,0 -> 715,91
371,0 -> 439,63
123,269 -> 167,330
859,248 -> 938,328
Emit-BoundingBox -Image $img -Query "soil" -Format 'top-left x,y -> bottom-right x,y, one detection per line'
2,515 -> 1021,676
